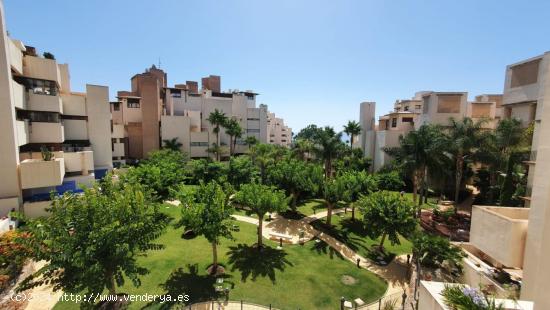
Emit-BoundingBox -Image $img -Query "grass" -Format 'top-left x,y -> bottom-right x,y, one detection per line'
391,191 -> 439,209
295,198 -> 327,216
54,204 -> 387,310
310,210 -> 413,262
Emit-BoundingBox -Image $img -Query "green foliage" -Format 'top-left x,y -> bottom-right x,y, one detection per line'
122,149 -> 187,200
412,233 -> 465,270
162,137 -> 183,151
294,124 -> 323,141
375,171 -> 404,191
244,136 -> 259,148
322,176 -> 346,225
207,109 -> 229,161
267,158 -> 323,209
43,52 -> 55,59
225,118 -> 243,155
249,144 -> 287,183
343,120 -> 361,148
334,148 -> 372,172
40,145 -> 54,161
186,159 -> 227,184
358,191 -> 416,249
442,285 -> 504,310
18,180 -> 168,298
312,126 -> 345,178
227,156 -> 259,188
338,171 -> 378,204
292,138 -> 314,161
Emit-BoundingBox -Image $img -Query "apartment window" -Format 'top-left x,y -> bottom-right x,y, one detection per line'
404,106 -> 409,111
127,98 -> 140,108
402,117 -> 414,123
14,76 -> 58,96
190,142 -> 209,147
415,105 -> 421,110
282,134 -> 287,137
246,94 -> 255,100
247,129 -> 260,133
511,59 -> 541,88
247,118 -> 260,121
391,118 -> 397,128
170,89 -> 182,98
17,110 -> 60,123
270,134 -> 275,137
112,102 -> 120,111
270,140 -> 274,143
281,139 -> 287,143
437,95 -> 461,113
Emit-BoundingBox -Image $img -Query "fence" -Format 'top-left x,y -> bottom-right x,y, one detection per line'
356,291 -> 414,310
179,300 -> 279,310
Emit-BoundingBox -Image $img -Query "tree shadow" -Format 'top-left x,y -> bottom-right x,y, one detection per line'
309,218 -> 368,253
227,244 -> 293,284
145,264 -> 232,309
309,239 -> 344,260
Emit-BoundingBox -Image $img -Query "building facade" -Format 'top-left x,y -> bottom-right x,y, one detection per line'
113,66 -> 289,161
0,1 -> 112,221
267,111 -> 292,147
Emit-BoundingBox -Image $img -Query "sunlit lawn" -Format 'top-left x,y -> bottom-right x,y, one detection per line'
54,204 -> 387,310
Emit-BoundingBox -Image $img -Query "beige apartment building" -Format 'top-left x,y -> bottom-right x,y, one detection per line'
0,2 -> 112,225
360,91 -> 501,171
267,112 -> 292,147
416,52 -> 550,310
113,67 -> 289,161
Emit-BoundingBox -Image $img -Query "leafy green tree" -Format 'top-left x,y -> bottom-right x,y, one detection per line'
312,126 -> 344,178
375,171 -> 404,191
175,182 -> 234,274
162,137 -> 183,151
249,144 -> 281,184
446,117 -> 487,205
412,233 -> 465,270
334,147 -> 372,173
292,138 -> 314,162
244,136 -> 259,148
322,177 -> 344,226
225,118 -> 243,156
18,180 -> 168,300
343,120 -> 361,149
227,156 -> 259,188
268,159 -> 324,209
185,159 -> 227,184
358,191 -> 416,251
234,183 -> 288,248
294,124 -> 323,141
207,109 -> 228,161
339,171 -> 377,220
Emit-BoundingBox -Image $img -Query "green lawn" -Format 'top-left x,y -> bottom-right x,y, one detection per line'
295,198 -> 327,216
310,210 -> 413,261
54,204 -> 387,310
391,191 -> 439,209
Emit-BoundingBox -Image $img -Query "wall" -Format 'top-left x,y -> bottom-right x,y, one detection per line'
85,84 -> 112,168
62,93 -> 86,116
29,122 -> 64,143
64,119 -> 88,140
23,55 -> 60,83
161,115 -> 190,154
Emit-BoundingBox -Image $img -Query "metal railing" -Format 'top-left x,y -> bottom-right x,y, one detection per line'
356,291 -> 414,310
182,300 -> 279,310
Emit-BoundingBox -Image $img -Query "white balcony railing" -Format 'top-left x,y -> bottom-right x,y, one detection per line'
27,92 -> 63,113
29,122 -> 64,143
20,158 -> 65,189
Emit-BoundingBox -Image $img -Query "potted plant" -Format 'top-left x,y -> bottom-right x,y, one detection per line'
40,146 -> 54,161
441,285 -> 503,309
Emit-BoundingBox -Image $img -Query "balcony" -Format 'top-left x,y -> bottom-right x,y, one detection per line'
16,120 -> 29,146
29,122 -> 64,143
22,55 -> 60,83
12,81 -> 25,109
112,124 -> 125,139
113,142 -> 125,157
27,92 -> 63,113
63,151 -> 94,174
20,158 -> 65,189
470,206 -> 529,268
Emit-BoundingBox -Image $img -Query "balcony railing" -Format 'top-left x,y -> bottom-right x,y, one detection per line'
20,158 -> 65,189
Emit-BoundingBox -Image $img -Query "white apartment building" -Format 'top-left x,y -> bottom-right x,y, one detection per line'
267,111 -> 292,147
0,2 -> 112,224
360,91 -> 501,171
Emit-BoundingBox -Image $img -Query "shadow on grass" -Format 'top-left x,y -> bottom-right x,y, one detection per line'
310,218 -> 368,254
227,244 -> 293,284
146,264 -> 231,309
310,239 -> 344,260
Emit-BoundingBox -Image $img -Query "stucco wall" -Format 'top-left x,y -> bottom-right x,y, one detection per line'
85,84 -> 112,168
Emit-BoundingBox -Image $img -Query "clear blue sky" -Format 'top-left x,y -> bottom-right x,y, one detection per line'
4,0 -> 550,133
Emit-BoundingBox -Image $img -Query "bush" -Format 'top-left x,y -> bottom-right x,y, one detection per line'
375,171 -> 404,191
0,231 -> 30,292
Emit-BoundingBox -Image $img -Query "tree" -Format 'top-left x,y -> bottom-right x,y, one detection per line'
244,136 -> 259,149
227,156 -> 259,189
207,109 -> 228,161
234,183 -> 288,249
162,137 -> 183,151
185,159 -> 227,184
294,124 -> 323,141
249,144 -> 279,184
268,158 -> 323,209
225,118 -> 243,156
343,120 -> 361,149
358,191 -> 416,251
43,52 -> 55,60
334,147 -> 372,173
176,182 -> 234,274
446,117 -> 487,206
339,171 -> 377,220
293,138 -> 314,162
375,171 -> 404,191
412,233 -> 464,270
322,177 -> 344,226
18,180 -> 168,300
312,126 -> 344,179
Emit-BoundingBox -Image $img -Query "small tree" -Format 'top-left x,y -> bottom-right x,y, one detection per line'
162,137 -> 183,151
234,183 -> 288,249
375,171 -> 404,191
268,158 -> 323,209
176,182 -> 234,274
207,109 -> 228,161
245,136 -> 259,149
343,120 -> 361,149
358,191 -> 416,251
323,177 -> 344,226
185,159 -> 227,184
18,180 -> 168,301
225,118 -> 243,156
227,156 -> 259,189
339,171 -> 378,220
412,233 -> 465,270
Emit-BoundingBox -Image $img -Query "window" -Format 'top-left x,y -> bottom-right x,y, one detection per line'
247,129 -> 260,133
437,95 -> 461,113
402,117 -> 414,123
127,98 -> 140,108
170,90 -> 182,98
13,76 -> 58,96
511,59 -> 541,88
246,94 -> 254,100
17,110 -> 61,123
391,118 -> 397,128
113,102 -> 120,111
247,118 -> 260,121
281,139 -> 287,143
404,106 -> 409,111
190,142 -> 209,147
415,105 -> 422,110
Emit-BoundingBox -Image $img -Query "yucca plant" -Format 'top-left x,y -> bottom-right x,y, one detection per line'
442,285 -> 503,310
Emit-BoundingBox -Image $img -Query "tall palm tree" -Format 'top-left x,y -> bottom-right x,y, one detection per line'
313,126 -> 344,179
225,118 -> 243,156
249,144 -> 276,184
207,109 -> 228,161
293,138 -> 314,161
446,117 -> 487,206
162,137 -> 183,151
245,136 -> 259,149
343,120 -> 361,149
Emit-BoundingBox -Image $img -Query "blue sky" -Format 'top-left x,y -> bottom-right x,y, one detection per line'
4,0 -> 550,133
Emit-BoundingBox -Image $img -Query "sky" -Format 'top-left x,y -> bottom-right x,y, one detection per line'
4,0 -> 550,133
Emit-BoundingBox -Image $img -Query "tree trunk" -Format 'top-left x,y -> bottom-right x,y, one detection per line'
351,203 -> 356,220
379,233 -> 387,250
106,269 -> 116,296
211,241 -> 218,274
257,216 -> 263,249
412,170 -> 418,206
350,134 -> 354,149
454,154 -> 463,211
326,202 -> 333,226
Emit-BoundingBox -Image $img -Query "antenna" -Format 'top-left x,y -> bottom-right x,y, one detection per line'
158,57 -> 161,68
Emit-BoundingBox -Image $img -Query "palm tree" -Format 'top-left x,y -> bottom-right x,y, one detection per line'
343,120 -> 361,149
249,144 -> 276,184
162,137 -> 183,151
207,109 -> 228,161
446,117 -> 487,207
313,126 -> 344,179
245,136 -> 259,149
293,138 -> 314,161
225,118 -> 243,156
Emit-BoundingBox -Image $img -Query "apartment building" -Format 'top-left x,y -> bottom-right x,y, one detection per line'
113,66 -> 289,160
359,91 -> 501,171
0,2 -> 112,223
267,111 -> 292,147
